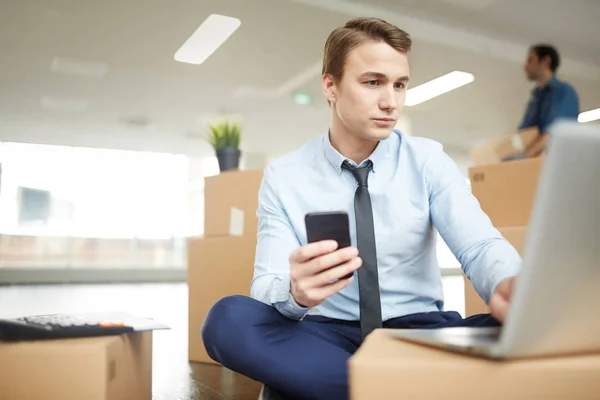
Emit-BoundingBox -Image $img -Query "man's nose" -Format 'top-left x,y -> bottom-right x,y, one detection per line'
380,87 -> 398,111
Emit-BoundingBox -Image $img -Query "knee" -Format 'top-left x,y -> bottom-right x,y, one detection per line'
200,295 -> 261,359
201,295 -> 245,341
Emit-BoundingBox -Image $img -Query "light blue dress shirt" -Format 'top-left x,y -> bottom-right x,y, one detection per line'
250,129 -> 521,321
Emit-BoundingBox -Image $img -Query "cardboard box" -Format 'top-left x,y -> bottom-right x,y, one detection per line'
470,127 -> 539,165
496,226 -> 528,254
187,235 -> 256,364
204,170 -> 263,237
464,226 -> 527,317
0,332 -> 152,400
349,329 -> 600,399
469,157 -> 543,227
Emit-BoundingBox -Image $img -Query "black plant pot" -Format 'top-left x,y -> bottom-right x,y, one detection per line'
216,147 -> 241,172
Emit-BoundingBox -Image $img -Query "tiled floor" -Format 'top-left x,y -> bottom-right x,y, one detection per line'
0,283 -> 262,400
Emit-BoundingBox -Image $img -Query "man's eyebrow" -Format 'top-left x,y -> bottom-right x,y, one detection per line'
358,71 -> 387,80
358,71 -> 410,82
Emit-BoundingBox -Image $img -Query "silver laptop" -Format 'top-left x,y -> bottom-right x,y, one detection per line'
388,120 -> 600,359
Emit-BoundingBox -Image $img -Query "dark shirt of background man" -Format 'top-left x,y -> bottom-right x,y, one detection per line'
519,44 -> 580,135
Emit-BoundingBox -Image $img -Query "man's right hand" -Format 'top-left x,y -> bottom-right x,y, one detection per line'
289,240 -> 362,308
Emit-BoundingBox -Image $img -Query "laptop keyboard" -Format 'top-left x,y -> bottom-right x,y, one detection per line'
0,313 -> 134,341
20,314 -> 125,328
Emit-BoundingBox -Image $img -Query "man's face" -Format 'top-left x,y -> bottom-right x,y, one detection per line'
323,40 -> 410,142
524,50 -> 543,81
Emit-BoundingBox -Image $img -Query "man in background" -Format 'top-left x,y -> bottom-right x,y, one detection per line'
518,44 -> 579,158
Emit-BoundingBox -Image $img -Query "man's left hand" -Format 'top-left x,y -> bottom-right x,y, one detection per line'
525,134 -> 548,157
488,276 -> 516,322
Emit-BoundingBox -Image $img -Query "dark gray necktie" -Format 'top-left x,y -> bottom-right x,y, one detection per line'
342,160 -> 382,341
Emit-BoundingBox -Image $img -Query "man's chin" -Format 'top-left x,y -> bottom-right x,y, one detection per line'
364,127 -> 395,141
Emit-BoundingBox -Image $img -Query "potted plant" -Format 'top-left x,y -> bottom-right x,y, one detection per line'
207,116 -> 242,172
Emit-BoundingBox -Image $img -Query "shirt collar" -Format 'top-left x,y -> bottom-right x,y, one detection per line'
323,129 -> 392,175
533,75 -> 559,94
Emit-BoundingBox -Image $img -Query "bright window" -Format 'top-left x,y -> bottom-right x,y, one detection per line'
0,142 -> 191,239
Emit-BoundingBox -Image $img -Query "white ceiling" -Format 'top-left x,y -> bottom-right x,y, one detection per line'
364,0 -> 600,66
1,0 -> 599,162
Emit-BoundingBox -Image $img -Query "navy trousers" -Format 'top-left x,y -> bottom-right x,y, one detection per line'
201,295 -> 500,400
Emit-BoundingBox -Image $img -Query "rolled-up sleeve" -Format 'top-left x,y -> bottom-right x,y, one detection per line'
425,145 -> 522,303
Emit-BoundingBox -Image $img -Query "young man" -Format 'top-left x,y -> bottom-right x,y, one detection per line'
519,44 -> 580,158
202,17 -> 520,400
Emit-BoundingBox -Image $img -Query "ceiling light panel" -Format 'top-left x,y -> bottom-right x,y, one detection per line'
174,14 -> 241,65
578,108 -> 600,123
405,71 -> 474,106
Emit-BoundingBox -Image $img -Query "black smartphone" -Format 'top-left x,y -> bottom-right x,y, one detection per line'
305,211 -> 354,280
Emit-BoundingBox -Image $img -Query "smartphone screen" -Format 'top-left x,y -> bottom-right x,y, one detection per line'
305,211 -> 353,279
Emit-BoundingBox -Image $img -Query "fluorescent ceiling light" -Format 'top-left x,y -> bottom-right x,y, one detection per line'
405,71 -> 474,106
578,108 -> 600,123
174,14 -> 241,65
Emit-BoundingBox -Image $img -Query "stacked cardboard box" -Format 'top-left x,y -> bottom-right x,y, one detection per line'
187,170 -> 263,364
0,332 -> 152,400
464,157 -> 544,316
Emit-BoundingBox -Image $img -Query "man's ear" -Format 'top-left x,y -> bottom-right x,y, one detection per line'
322,73 -> 337,103
541,55 -> 552,70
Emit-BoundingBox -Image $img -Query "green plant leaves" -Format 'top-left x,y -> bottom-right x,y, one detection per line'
207,117 -> 241,150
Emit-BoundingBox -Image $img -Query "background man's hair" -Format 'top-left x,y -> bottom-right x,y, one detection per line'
531,44 -> 560,72
322,17 -> 412,81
